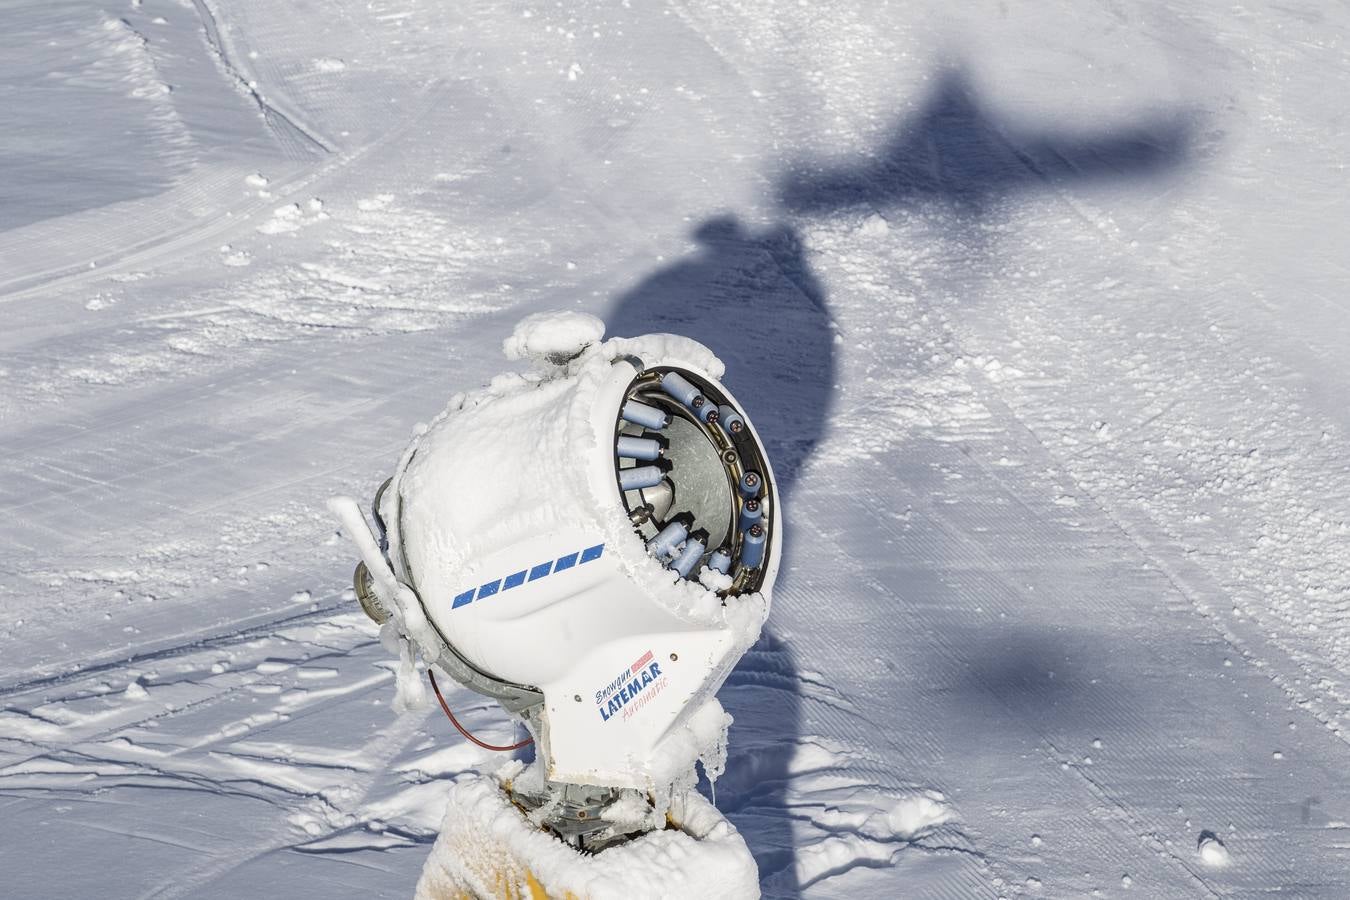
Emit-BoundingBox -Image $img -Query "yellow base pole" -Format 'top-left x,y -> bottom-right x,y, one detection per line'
415,776 -> 758,900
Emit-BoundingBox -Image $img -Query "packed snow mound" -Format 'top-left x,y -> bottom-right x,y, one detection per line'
415,774 -> 759,899
1197,831 -> 1232,868
503,310 -> 606,365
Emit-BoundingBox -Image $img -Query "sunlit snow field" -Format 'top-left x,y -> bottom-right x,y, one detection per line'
3,1 -> 1350,896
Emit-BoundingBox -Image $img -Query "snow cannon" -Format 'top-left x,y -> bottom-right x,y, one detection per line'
331,311 -> 778,855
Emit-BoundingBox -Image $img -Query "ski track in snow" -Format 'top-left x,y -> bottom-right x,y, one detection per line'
5,0 -> 1350,897
0,603 -> 512,898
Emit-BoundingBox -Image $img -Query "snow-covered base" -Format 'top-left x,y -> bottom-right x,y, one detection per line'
415,775 -> 758,900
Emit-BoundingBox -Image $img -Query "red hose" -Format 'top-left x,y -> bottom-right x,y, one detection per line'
427,668 -> 534,752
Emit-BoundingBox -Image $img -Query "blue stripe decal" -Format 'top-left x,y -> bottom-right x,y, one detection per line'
452,544 -> 605,612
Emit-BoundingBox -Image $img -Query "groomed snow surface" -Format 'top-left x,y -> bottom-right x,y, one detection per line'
3,0 -> 1350,897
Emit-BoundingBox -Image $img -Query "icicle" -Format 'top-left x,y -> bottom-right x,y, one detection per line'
379,620 -> 402,655
393,636 -> 428,713
694,700 -> 733,804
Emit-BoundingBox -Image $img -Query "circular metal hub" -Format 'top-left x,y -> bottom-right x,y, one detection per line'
613,366 -> 775,595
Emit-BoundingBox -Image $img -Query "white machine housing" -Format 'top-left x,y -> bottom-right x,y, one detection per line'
369,325 -> 778,791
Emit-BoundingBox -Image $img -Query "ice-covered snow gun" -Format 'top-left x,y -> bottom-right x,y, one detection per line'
330,312 -> 777,892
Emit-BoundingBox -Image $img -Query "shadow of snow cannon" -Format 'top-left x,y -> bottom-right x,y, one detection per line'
779,67 -> 1197,218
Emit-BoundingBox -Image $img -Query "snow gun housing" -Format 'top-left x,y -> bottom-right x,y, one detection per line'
334,314 -> 778,849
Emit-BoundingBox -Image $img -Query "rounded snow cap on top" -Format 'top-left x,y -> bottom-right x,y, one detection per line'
503,310 -> 605,366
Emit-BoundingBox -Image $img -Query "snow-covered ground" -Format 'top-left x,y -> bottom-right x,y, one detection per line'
4,0 -> 1350,896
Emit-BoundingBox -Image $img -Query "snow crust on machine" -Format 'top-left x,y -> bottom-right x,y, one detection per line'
502,310 -> 606,365
414,770 -> 759,900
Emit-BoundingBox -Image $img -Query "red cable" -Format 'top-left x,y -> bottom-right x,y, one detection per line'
427,668 -> 534,752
